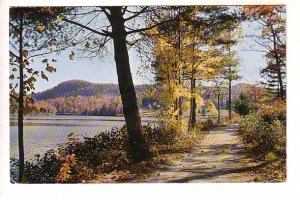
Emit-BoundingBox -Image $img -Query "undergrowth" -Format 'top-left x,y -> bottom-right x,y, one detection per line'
238,100 -> 286,182
11,119 -> 206,183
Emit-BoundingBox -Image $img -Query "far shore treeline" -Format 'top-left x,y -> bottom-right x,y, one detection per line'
10,79 -> 252,116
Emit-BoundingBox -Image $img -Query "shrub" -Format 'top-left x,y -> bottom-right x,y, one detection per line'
238,101 -> 286,159
199,118 -> 215,131
233,92 -> 253,116
11,120 -> 190,183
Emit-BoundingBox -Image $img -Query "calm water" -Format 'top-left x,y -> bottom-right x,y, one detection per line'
10,115 -> 156,161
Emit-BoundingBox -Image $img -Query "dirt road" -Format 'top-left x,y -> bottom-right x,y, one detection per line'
137,124 -> 263,183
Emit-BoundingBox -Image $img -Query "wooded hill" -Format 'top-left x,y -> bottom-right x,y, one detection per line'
34,79 -> 252,101
33,80 -> 150,101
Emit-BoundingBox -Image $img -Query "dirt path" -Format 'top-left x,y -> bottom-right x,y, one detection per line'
135,124 -> 263,183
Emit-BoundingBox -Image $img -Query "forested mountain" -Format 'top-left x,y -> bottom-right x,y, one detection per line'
34,80 -> 252,102
30,80 -> 253,116
33,80 -> 150,101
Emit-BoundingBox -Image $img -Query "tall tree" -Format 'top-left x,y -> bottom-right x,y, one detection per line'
145,6 -> 241,129
47,6 -> 179,162
9,7 -> 70,182
222,48 -> 241,120
242,5 -> 286,99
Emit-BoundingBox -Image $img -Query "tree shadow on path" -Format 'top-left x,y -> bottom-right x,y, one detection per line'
167,161 -> 271,183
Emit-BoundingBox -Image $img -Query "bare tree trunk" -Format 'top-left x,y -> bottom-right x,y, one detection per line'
109,7 -> 150,163
228,71 -> 232,121
189,69 -> 196,130
217,91 -> 220,124
18,11 -> 25,182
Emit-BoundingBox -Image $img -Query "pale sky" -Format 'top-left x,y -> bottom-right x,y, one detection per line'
8,6 -> 267,93
30,22 -> 266,92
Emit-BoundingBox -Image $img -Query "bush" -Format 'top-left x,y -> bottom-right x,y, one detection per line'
238,101 -> 286,159
233,92 -> 253,116
199,118 -> 215,131
11,120 -> 190,183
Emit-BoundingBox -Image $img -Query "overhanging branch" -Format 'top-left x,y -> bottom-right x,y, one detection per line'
62,17 -> 111,37
124,6 -> 149,21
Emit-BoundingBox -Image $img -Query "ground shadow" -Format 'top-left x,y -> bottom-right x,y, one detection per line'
167,161 -> 271,183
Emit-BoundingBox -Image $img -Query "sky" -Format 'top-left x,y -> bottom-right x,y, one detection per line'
11,8 -> 267,93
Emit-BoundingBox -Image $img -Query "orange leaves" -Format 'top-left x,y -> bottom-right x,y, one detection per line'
46,65 -> 56,73
55,153 -> 77,183
22,50 -> 29,58
243,5 -> 280,17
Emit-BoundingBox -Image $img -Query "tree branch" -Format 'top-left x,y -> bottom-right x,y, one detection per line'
122,6 -> 128,15
100,7 -> 112,22
126,18 -> 175,35
9,22 -> 19,31
62,17 -> 111,37
10,94 -> 19,101
124,6 -> 149,21
9,51 -> 19,59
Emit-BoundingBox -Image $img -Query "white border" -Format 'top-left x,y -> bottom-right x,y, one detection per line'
1,1 -> 300,200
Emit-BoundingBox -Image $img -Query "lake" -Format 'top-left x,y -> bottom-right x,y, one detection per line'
10,115 -> 157,161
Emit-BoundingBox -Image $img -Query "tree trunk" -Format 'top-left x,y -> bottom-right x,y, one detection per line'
109,7 -> 150,163
18,11 -> 25,182
189,69 -> 196,130
217,91 -> 220,124
271,25 -> 285,100
228,73 -> 232,120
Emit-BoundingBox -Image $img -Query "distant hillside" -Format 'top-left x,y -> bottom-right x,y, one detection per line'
34,80 -> 150,101
34,79 -> 252,103
231,83 -> 252,99
201,82 -> 253,101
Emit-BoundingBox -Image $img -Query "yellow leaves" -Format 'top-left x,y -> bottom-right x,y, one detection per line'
55,149 -> 77,183
36,25 -> 45,33
28,76 -> 37,83
56,15 -> 63,23
206,100 -> 218,115
195,94 -> 204,106
262,28 -> 270,37
145,25 -> 158,36
69,51 -> 75,60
